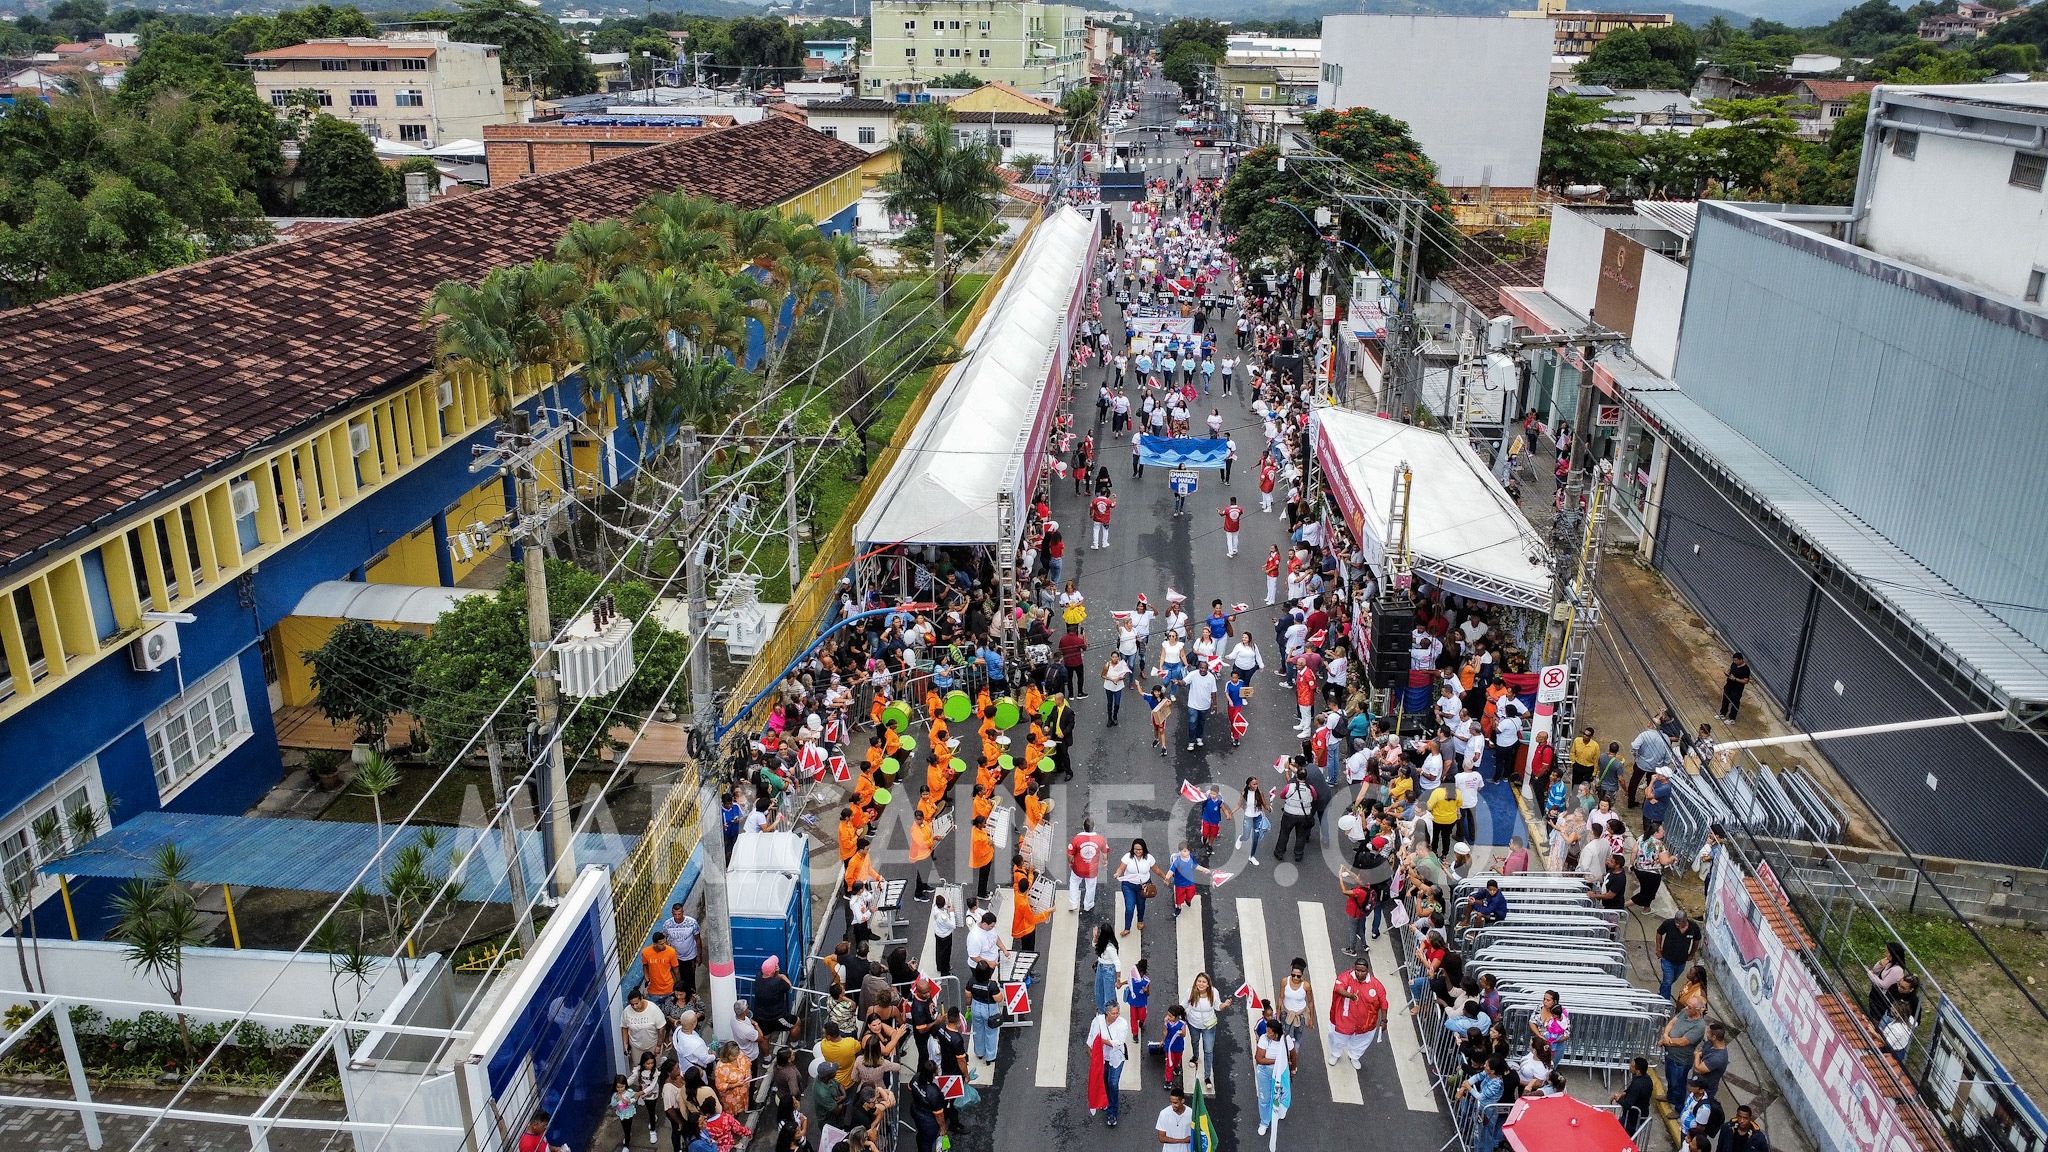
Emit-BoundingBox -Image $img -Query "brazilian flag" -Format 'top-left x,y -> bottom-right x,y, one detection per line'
1192,1078 -> 1217,1152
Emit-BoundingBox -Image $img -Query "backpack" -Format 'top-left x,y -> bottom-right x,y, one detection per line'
1352,842 -> 1386,872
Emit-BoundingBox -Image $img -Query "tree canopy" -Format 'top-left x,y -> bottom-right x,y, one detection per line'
295,114 -> 399,217
1574,24 -> 1701,90
448,0 -> 596,96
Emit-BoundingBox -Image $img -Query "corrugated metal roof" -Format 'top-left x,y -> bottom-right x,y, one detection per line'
290,580 -> 486,624
1629,389 -> 2048,709
42,811 -> 635,902
1630,200 -> 1697,239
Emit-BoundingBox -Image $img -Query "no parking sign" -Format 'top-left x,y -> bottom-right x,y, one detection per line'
1537,664 -> 1569,703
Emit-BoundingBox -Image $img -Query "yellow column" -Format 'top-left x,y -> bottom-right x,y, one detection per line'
222,884 -> 241,950
59,876 -> 77,940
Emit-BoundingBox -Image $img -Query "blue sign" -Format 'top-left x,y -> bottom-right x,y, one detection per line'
1139,435 -> 1230,468
1169,470 -> 1199,496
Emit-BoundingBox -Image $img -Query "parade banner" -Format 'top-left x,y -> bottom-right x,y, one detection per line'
1138,435 -> 1229,469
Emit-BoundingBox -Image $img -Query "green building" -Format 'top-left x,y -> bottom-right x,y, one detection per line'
862,0 -> 1090,100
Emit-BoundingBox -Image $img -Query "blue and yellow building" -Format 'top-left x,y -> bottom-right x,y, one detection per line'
0,115 -> 865,935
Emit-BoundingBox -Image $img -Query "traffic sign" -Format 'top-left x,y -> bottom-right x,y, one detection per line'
1169,469 -> 1198,496
1537,663 -> 1569,703
1003,982 -> 1031,1016
1321,293 -> 1337,322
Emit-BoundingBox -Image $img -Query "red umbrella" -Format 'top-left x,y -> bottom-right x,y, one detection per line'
1501,1095 -> 1637,1152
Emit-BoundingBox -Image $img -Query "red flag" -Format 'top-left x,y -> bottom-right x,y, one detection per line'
829,755 -> 852,783
800,743 -> 827,779
1229,705 -> 1247,740
1087,1033 -> 1109,1111
1180,780 -> 1206,804
1234,981 -> 1261,1009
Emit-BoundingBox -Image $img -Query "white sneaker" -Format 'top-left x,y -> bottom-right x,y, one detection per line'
1249,857 -> 1260,866
1351,1058 -> 1363,1070
1259,1125 -> 1269,1136
1328,1053 -> 1340,1065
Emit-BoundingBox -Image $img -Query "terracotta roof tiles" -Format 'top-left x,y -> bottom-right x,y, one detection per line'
0,116 -> 867,573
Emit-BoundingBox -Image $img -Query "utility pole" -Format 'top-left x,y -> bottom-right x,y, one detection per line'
676,426 -> 735,1040
679,427 -> 713,740
698,783 -> 738,1042
471,410 -> 578,899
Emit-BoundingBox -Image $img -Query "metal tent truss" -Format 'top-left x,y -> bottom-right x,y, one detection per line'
0,991 -> 474,1151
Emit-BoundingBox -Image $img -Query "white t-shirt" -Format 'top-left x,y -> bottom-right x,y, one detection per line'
1255,1021 -> 1295,1067
933,904 -> 956,939
1158,1106 -> 1195,1145
1185,669 -> 1217,711
1088,1013 -> 1132,1066
1117,853 -> 1156,886
1456,769 -> 1485,809
1104,658 -> 1132,693
966,924 -> 1001,967
623,1002 -> 667,1053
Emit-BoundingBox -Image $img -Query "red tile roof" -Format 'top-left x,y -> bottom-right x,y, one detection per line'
246,41 -> 440,60
0,116 -> 867,573
1797,79 -> 1878,101
1436,255 -> 1546,309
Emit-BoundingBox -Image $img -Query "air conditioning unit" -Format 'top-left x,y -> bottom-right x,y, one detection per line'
229,479 -> 260,519
437,380 -> 455,409
130,621 -> 180,672
348,421 -> 372,456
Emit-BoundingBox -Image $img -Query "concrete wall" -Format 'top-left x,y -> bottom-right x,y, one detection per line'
1863,118 -> 2048,303
482,122 -> 729,184
0,939 -> 414,1022
1633,248 -> 1687,378
1763,837 -> 2048,930
1316,15 -> 1551,188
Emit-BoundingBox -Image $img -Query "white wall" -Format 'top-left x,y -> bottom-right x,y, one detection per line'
1316,15 -> 1552,188
1544,206 -> 1606,317
1633,249 -> 1687,378
1863,121 -> 2048,301
807,109 -> 894,151
0,939 -> 413,1023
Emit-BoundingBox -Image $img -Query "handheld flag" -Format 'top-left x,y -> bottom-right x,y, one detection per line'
1192,1079 -> 1217,1152
935,1075 -> 967,1101
1210,872 -> 1234,888
1234,981 -> 1261,1009
1229,705 -> 1248,741
1179,780 -> 1206,804
829,755 -> 852,783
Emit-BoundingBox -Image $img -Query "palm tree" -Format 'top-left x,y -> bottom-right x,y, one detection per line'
1060,85 -> 1102,143
422,278 -> 519,417
814,279 -> 956,478
828,232 -> 877,289
510,259 -> 587,417
555,218 -> 638,287
111,843 -> 207,1061
882,105 -> 1007,310
353,750 -> 401,951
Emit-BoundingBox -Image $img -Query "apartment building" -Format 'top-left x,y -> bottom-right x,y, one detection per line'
1509,0 -> 1673,63
862,0 -> 1088,101
247,33 -> 508,146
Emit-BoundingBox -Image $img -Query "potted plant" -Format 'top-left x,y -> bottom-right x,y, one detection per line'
306,749 -> 344,791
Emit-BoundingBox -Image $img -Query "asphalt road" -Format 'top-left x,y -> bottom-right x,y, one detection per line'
867,73 -> 1458,1152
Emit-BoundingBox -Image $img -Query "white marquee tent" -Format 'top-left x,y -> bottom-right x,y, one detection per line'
1312,406 -> 1554,610
855,206 -> 1098,548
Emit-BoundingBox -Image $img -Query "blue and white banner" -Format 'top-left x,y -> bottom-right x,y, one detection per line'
1138,435 -> 1230,469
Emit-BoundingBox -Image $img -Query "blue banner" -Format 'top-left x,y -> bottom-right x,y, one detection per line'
1138,435 -> 1229,468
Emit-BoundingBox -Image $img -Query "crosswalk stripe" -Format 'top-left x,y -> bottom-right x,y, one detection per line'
1297,901 -> 1364,1105
1369,929 -> 1440,1113
1034,902 -> 1081,1088
919,884 -> 960,978
1176,892 -> 1206,1093
1237,896 -> 1275,1039
1119,890 -> 1143,1092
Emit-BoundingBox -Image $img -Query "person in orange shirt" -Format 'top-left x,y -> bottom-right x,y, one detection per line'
855,768 -> 877,810
971,815 -> 995,899
1010,857 -> 1050,951
975,684 -> 993,716
1023,785 -> 1052,830
865,735 -> 886,775
925,687 -> 946,724
882,723 -> 903,758
929,716 -> 950,749
926,754 -> 950,801
973,782 -> 995,823
846,841 -> 881,888
1013,748 -> 1036,797
909,804 -> 937,900
838,807 -> 859,862
977,754 -> 1001,796
869,688 -> 888,728
1024,684 -> 1045,721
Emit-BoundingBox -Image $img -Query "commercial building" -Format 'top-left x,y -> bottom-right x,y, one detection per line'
1316,15 -> 1552,192
1510,0 -> 1673,62
0,117 -> 867,936
861,0 -> 1089,101
247,33 -> 511,147
481,113 -> 735,183
1613,83 -> 2048,866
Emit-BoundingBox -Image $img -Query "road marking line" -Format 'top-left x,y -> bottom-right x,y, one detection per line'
919,884 -> 960,978
1120,892 -> 1143,1092
1297,901 -> 1363,1105
1237,897 -> 1274,1042
1034,902 -> 1080,1088
1370,928 -> 1440,1113
1176,893 -> 1206,1093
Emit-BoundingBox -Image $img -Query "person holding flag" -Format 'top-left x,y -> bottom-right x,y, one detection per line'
1085,1000 -> 1133,1127
1189,1081 -> 1220,1152
1252,999 -> 1297,1138
1225,672 -> 1249,749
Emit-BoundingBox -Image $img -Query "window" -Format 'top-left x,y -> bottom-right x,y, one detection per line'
2028,268 -> 2046,303
979,48 -> 991,61
270,90 -> 289,107
999,129 -> 1014,148
399,58 -> 427,71
904,19 -> 916,29
399,123 -> 427,141
310,90 -> 333,107
145,662 -> 249,801
1232,85 -> 1244,98
1260,86 -> 1273,99
819,125 -> 838,138
948,47 -> 961,57
858,125 -> 877,143
0,760 -> 104,907
357,59 -> 390,71
1825,102 -> 1846,117
395,89 -> 424,107
905,47 -> 916,58
949,19 -> 960,29
978,20 -> 990,31
2011,151 -> 2046,191
350,89 -> 377,107
1891,129 -> 1918,159
321,59 -> 350,71
8,587 -> 44,687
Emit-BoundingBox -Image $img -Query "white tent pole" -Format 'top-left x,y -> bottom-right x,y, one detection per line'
1714,710 -> 2007,754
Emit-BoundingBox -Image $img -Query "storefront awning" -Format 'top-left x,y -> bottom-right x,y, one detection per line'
855,206 -> 1099,548
1312,408 -> 1555,610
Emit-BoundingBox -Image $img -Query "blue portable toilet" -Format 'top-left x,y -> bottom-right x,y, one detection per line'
727,831 -> 812,996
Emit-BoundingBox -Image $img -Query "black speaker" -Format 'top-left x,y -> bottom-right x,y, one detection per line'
1370,606 -> 1416,684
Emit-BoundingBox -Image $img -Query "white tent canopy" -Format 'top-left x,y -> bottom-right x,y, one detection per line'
290,580 -> 485,625
855,206 -> 1097,548
1312,407 -> 1555,610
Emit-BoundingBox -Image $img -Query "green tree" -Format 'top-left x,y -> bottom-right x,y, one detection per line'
307,619 -> 422,743
111,844 -> 208,1061
449,0 -> 595,96
1819,0 -> 1920,55
1060,84 -> 1102,142
1698,15 -> 1737,48
1575,24 -> 1701,90
1539,93 -> 1635,192
1692,96 -> 1800,195
807,279 -> 954,478
930,69 -> 984,89
1157,17 -> 1228,60
295,115 -> 398,217
119,31 -> 286,188
881,105 -> 1006,310
1217,144 -> 1321,276
1300,106 -> 1459,278
0,88 -> 269,305
1162,41 -> 1222,98
723,14 -> 799,79
1627,130 -> 1708,198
